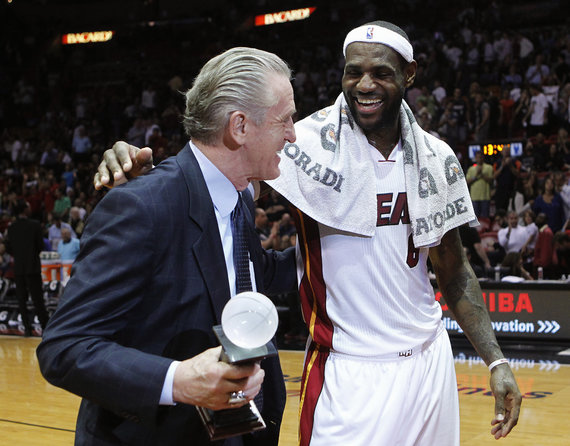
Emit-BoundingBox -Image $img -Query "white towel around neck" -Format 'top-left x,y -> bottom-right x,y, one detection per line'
267,94 -> 477,247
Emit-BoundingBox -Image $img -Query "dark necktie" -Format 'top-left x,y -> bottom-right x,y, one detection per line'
231,193 -> 263,410
231,192 -> 253,294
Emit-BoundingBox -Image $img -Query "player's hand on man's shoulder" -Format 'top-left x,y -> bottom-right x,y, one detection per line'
93,141 -> 154,190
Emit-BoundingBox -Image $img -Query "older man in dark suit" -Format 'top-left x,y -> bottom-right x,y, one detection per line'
37,47 -> 297,446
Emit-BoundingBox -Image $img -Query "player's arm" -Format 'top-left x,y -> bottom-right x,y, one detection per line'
429,228 -> 522,439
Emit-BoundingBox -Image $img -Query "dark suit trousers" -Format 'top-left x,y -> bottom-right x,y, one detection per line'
15,274 -> 49,330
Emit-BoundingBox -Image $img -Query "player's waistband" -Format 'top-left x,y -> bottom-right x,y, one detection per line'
328,322 -> 445,362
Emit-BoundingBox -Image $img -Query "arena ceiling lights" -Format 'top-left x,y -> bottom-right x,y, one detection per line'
254,6 -> 316,26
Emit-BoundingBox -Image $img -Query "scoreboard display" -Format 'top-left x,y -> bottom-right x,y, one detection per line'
468,141 -> 524,162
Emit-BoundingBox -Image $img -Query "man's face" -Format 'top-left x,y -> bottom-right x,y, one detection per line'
508,213 -> 518,228
246,74 -> 296,182
342,42 -> 415,135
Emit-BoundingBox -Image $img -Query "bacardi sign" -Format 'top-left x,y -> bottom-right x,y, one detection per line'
62,31 -> 114,45
255,7 -> 316,26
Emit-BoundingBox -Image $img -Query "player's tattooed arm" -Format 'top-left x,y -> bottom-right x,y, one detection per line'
429,228 -> 521,439
429,228 -> 502,363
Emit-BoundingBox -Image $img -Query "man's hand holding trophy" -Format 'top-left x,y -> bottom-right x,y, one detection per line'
196,291 -> 280,440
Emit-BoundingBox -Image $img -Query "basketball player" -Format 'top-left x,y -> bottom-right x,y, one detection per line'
94,21 -> 521,445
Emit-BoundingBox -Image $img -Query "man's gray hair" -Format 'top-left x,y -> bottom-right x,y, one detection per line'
183,47 -> 292,144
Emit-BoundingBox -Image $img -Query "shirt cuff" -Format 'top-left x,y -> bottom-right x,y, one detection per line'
159,360 -> 180,405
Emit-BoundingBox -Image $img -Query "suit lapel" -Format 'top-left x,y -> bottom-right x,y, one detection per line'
176,144 -> 230,325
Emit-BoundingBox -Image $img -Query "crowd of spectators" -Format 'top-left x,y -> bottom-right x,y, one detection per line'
1,1 -> 570,295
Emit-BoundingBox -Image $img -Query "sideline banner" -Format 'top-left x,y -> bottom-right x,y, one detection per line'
436,281 -> 570,341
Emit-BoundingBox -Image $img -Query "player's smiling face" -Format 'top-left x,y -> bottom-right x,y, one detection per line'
342,42 -> 414,135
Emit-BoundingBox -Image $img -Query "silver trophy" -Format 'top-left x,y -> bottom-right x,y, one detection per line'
196,292 -> 279,441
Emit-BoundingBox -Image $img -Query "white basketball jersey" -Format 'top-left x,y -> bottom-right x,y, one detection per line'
295,142 -> 443,357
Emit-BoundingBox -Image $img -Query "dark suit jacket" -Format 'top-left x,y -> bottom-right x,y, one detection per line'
37,144 -> 296,445
5,216 -> 43,276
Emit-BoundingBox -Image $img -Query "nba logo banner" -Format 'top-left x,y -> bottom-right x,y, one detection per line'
366,27 -> 374,39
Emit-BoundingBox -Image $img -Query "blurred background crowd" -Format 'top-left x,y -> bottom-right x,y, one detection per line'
1,1 -> 569,340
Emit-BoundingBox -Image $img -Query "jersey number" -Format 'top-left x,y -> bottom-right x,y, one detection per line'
406,234 -> 420,268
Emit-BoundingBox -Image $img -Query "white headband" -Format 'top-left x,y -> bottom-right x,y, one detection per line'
343,25 -> 414,62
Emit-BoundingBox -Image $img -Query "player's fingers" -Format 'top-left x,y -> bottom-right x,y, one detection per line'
491,421 -> 503,438
114,141 -> 136,171
94,160 -> 113,189
499,398 -> 520,438
492,413 -> 504,424
493,392 -> 506,423
136,147 -> 154,168
490,409 -> 505,438
491,407 -> 519,439
103,148 -> 127,182
499,415 -> 518,438
93,172 -> 103,190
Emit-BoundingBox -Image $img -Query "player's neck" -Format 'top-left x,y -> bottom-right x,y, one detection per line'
365,124 -> 400,160
367,134 -> 399,159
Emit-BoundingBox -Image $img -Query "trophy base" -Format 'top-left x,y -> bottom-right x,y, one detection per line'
196,400 -> 266,441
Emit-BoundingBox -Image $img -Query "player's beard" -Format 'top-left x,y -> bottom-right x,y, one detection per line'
348,94 -> 403,135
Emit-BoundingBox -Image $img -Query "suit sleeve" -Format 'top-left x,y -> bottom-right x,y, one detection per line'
260,246 -> 297,295
36,186 -> 172,424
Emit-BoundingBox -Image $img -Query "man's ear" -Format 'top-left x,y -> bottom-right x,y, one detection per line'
224,110 -> 247,150
404,60 -> 417,88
